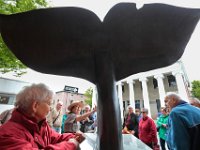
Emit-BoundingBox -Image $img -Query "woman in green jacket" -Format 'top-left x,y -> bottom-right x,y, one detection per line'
157,107 -> 169,150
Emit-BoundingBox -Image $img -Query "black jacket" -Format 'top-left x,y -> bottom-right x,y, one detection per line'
123,112 -> 139,137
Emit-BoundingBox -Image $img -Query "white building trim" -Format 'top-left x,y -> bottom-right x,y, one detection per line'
116,60 -> 190,118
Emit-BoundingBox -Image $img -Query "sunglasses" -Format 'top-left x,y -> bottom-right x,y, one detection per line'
141,112 -> 146,113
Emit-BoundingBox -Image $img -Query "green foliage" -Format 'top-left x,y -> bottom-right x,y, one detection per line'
0,0 -> 48,14
0,36 -> 27,77
84,87 -> 93,107
191,80 -> 200,99
0,0 -> 48,76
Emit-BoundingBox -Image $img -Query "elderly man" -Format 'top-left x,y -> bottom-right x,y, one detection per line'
189,97 -> 200,108
122,105 -> 139,137
164,92 -> 200,150
80,105 -> 95,133
0,83 -> 85,150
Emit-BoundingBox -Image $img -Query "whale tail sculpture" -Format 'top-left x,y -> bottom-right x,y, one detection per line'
0,3 -> 200,149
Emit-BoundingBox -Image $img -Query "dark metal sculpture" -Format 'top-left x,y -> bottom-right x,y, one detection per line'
0,3 -> 200,150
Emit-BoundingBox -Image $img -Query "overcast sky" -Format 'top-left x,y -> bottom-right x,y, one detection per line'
1,0 -> 200,93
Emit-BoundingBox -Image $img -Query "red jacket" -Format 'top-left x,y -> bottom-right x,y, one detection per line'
139,116 -> 158,145
0,109 -> 77,150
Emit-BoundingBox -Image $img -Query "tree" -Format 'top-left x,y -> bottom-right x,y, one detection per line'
191,80 -> 200,99
0,0 -> 48,77
84,87 -> 93,107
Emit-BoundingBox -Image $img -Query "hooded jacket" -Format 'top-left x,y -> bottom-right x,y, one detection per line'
166,102 -> 200,150
0,109 -> 77,150
123,112 -> 139,137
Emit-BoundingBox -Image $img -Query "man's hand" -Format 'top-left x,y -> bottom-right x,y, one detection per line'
74,131 -> 85,143
162,124 -> 167,128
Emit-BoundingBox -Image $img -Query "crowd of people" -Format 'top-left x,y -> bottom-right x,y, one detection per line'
0,83 -> 200,150
122,105 -> 158,149
122,93 -> 200,150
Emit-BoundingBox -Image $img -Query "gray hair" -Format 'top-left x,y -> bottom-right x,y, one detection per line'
190,97 -> 200,103
141,108 -> 148,114
127,105 -> 134,110
165,92 -> 182,101
85,104 -> 91,110
189,97 -> 200,107
15,83 -> 53,111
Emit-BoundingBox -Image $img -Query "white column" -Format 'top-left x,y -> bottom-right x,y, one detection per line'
154,74 -> 166,107
92,85 -> 97,107
127,79 -> 135,109
172,71 -> 189,101
117,82 -> 124,119
139,77 -> 151,117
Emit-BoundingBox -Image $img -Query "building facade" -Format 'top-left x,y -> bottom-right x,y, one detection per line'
0,77 -> 88,115
0,77 -> 30,113
55,88 -> 87,114
116,61 -> 190,119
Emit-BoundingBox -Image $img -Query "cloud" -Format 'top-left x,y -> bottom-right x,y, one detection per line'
181,20 -> 200,81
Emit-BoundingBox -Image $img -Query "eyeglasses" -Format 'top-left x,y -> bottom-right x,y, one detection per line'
141,112 -> 146,113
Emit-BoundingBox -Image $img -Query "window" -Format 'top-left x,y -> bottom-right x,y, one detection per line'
153,78 -> 158,89
156,99 -> 161,112
0,94 -> 15,105
123,101 -> 126,110
167,75 -> 177,87
135,100 -> 140,109
0,96 -> 9,104
122,85 -> 125,93
123,100 -> 130,111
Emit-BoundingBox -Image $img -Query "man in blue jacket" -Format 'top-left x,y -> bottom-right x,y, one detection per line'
164,92 -> 200,150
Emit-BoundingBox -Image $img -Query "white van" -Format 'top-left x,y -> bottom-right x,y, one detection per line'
0,77 -> 30,113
